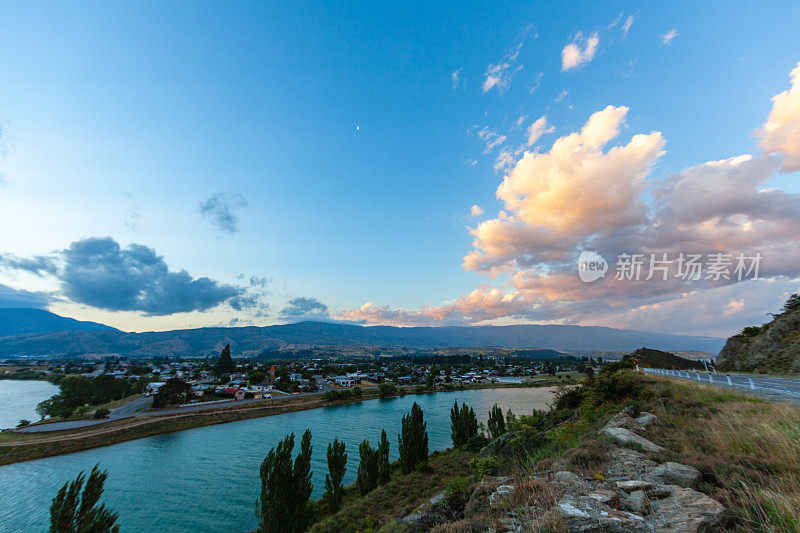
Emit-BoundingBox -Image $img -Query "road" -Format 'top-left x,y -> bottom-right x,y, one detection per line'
16,376 -> 332,434
642,368 -> 800,404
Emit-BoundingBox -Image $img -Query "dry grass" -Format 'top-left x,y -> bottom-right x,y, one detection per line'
643,377 -> 800,532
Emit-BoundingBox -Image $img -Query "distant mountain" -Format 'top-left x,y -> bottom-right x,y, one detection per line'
0,308 -> 119,338
623,347 -> 705,370
0,317 -> 725,358
717,294 -> 800,374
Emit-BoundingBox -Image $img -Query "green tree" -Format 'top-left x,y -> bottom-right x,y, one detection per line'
356,440 -> 379,495
257,429 -> 313,533
377,429 -> 391,485
49,464 -> 119,533
213,344 -> 235,376
487,403 -> 506,439
783,293 -> 800,313
378,382 -> 397,398
505,409 -> 517,430
398,402 -> 428,474
450,401 -> 478,447
152,378 -> 192,407
425,372 -> 435,390
324,439 -> 347,512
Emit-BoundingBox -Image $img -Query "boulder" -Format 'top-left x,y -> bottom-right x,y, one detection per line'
587,489 -> 620,508
603,412 -> 646,433
648,462 -> 701,488
650,486 -> 726,532
557,495 -> 651,532
600,427 -> 666,453
552,471 -> 589,493
635,412 -> 657,428
489,485 -> 516,509
621,490 -> 651,516
605,447 -> 657,479
616,480 -> 654,493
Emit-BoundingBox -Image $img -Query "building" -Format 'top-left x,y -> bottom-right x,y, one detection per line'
333,375 -> 359,388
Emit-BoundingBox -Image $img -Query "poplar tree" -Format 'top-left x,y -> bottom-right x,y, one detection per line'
49,464 -> 119,533
487,403 -> 506,439
450,401 -> 478,447
257,429 -> 313,533
324,439 -> 347,512
398,402 -> 428,473
356,440 -> 379,495
377,429 -> 391,484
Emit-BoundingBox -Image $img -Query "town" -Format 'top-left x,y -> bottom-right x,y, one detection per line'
0,346 -> 595,425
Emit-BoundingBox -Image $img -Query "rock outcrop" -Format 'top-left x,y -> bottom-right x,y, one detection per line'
716,296 -> 800,374
414,407 -> 726,532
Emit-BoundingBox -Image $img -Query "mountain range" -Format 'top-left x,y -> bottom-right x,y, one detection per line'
0,308 -> 119,338
0,308 -> 724,357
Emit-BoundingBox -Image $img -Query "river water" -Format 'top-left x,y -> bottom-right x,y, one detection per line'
0,387 -> 555,532
0,380 -> 58,430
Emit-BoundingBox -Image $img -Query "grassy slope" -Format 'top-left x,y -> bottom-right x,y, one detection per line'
310,370 -> 800,532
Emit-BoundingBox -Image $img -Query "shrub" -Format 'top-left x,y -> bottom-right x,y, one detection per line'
378,383 -> 398,398
468,456 -> 506,477
587,369 -> 642,407
553,385 -> 585,411
92,408 -> 111,419
16,419 -> 30,427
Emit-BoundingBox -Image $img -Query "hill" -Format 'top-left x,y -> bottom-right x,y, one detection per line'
0,308 -> 119,338
0,315 -> 725,357
716,294 -> 800,374
623,347 -> 706,370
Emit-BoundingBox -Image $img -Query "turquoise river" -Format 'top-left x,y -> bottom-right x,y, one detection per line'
0,386 -> 555,532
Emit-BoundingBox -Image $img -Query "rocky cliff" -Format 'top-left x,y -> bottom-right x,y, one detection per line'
716,294 -> 800,374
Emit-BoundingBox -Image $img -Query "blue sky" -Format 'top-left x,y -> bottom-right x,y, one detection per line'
1,1 -> 799,335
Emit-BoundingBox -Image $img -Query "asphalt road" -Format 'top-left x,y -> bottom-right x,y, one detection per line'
644,368 -> 800,404
16,377 -> 331,434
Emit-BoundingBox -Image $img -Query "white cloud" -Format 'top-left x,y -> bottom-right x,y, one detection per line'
477,126 -> 507,153
482,63 -> 514,93
561,32 -> 600,71
555,89 -> 569,103
470,205 -> 484,217
465,105 -> 665,272
622,15 -> 634,36
464,159 -> 478,167
757,61 -> 800,171
451,68 -> 462,89
662,28 -> 678,45
494,149 -> 515,173
515,115 -> 527,127
526,115 -> 555,146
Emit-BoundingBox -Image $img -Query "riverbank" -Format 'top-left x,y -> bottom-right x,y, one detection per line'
0,375 -> 577,465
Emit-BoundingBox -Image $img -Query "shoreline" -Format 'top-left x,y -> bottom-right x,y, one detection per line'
0,378 -> 572,466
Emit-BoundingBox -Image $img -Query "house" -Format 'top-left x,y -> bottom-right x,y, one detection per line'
221,387 -> 246,401
289,373 -> 303,382
146,382 -> 166,395
333,375 -> 359,388
249,383 -> 272,393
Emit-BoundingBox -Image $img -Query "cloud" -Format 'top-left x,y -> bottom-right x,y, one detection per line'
482,31 -> 532,93
465,105 -> 664,272
482,63 -> 515,93
621,15 -> 634,36
476,126 -> 507,153
451,68 -> 462,89
0,284 -> 52,309
757,61 -> 800,171
561,32 -> 599,71
2,237 -> 259,316
470,205 -> 484,217
555,89 -> 569,103
198,192 -> 248,234
334,286 -> 531,326
464,159 -> 478,167
280,296 -> 330,319
661,28 -> 678,45
526,115 -> 555,146
494,149 -> 516,173
336,61 -> 800,334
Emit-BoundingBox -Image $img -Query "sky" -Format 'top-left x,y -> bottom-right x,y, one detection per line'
1,1 -> 799,337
